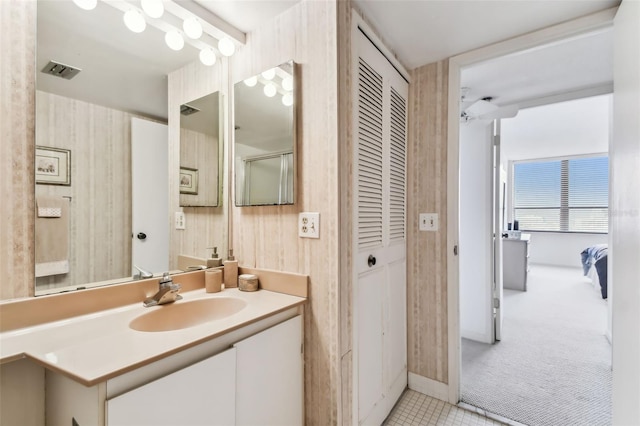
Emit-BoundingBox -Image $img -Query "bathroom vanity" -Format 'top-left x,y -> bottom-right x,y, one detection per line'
0,270 -> 307,426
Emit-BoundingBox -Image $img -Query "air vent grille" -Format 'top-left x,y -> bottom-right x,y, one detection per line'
41,60 -> 81,80
180,104 -> 200,116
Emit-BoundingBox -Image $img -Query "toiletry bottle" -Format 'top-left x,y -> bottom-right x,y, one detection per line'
223,249 -> 238,288
208,246 -> 223,267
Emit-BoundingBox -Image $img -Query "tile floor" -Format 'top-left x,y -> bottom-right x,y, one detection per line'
384,389 -> 515,426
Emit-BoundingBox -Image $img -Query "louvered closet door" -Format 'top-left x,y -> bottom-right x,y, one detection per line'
355,28 -> 408,426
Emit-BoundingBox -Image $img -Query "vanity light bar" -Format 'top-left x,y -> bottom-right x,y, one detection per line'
96,0 -> 244,59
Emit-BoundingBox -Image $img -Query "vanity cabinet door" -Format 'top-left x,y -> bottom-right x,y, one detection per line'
235,315 -> 303,426
106,347 -> 236,426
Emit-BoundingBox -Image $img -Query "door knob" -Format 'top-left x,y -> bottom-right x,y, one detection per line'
137,232 -> 147,240
368,255 -> 376,267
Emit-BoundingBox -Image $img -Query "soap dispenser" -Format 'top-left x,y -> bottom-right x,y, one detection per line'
223,249 -> 238,288
207,246 -> 223,268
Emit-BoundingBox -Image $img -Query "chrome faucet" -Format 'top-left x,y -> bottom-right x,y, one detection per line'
143,272 -> 182,307
133,265 -> 154,280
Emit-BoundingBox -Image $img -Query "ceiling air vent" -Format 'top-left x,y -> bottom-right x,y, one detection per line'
180,104 -> 200,116
41,60 -> 81,80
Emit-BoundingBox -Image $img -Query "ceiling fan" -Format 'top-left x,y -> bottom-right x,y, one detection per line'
460,90 -> 519,123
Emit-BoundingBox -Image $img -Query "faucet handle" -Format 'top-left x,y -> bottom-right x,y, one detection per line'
159,272 -> 173,285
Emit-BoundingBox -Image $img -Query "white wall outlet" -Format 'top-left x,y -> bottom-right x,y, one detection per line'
175,212 -> 186,230
299,212 -> 320,238
419,213 -> 438,231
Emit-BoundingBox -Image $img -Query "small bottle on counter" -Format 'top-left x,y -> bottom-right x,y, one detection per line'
208,246 -> 223,267
223,249 -> 238,288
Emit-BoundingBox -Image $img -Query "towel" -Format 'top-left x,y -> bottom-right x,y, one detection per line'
35,196 -> 70,277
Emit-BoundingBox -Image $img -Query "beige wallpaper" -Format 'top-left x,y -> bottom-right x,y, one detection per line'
35,91 -> 133,291
407,60 -> 450,384
0,0 -> 36,300
179,127 -> 220,207
230,1 -> 342,423
168,59 -> 228,267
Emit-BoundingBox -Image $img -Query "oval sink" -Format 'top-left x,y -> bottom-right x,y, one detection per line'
129,297 -> 247,332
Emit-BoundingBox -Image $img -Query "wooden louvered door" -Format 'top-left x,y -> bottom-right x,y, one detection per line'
354,26 -> 408,426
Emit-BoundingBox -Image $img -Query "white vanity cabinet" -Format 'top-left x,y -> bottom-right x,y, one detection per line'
44,311 -> 303,426
106,348 -> 236,426
235,315 -> 303,425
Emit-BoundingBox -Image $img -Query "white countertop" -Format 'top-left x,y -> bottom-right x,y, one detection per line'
0,288 -> 305,385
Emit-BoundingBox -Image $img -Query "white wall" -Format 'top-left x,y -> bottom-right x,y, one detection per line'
612,1 -> 640,424
527,232 -> 608,268
459,121 -> 494,343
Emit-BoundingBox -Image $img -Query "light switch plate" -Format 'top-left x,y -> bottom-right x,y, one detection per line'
175,212 -> 186,230
299,212 -> 320,238
419,213 -> 438,231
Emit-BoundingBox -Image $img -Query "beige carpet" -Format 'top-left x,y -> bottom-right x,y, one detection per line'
461,265 -> 611,426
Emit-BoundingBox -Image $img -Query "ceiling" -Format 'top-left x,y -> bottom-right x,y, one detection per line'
37,0 -> 619,122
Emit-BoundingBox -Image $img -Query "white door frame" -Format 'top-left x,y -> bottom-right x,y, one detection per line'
445,7 -> 618,404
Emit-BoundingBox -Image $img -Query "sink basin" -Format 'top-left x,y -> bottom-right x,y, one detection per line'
129,297 -> 247,332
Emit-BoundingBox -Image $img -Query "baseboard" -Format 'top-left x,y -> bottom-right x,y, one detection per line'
408,372 -> 450,402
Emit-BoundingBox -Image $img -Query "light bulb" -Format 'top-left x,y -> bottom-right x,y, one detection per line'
199,48 -> 217,66
263,83 -> 277,98
282,93 -> 293,106
165,30 -> 184,51
72,0 -> 97,10
261,68 -> 276,80
140,0 -> 163,18
281,76 -> 293,92
218,37 -> 235,57
183,17 -> 203,39
123,9 -> 146,33
243,76 -> 258,87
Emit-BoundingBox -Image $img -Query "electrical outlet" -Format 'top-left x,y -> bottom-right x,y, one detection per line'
299,212 -> 320,238
419,213 -> 438,231
175,212 -> 186,230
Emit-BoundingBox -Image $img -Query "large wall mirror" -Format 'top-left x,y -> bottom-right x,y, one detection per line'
34,0 -> 224,295
234,61 -> 296,206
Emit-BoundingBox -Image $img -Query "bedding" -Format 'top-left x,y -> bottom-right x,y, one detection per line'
581,244 -> 608,299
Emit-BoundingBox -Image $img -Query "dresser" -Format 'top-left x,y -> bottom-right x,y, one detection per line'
503,234 -> 531,291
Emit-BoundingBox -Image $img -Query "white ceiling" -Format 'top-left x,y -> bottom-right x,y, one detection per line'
37,0 -> 619,123
352,0 -> 620,70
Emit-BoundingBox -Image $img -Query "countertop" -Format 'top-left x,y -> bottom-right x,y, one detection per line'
0,288 -> 305,386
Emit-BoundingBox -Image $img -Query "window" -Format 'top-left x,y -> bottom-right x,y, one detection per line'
513,156 -> 608,233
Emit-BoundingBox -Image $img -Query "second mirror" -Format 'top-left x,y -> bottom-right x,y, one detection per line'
234,61 -> 296,206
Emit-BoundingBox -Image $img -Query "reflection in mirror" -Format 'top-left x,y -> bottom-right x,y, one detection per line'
234,61 -> 295,206
180,92 -> 222,207
33,0 -> 224,295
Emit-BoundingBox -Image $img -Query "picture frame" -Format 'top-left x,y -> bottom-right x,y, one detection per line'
35,146 -> 71,186
179,167 -> 198,195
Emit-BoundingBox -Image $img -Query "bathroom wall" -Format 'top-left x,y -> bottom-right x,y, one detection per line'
35,91 -> 133,291
168,59 -> 227,268
230,1 -> 343,424
407,60 -> 450,386
179,127 -> 219,208
0,0 -> 35,300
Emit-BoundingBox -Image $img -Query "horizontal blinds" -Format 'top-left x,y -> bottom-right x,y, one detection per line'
513,156 -> 608,233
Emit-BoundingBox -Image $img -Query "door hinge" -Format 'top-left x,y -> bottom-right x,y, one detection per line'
453,245 -> 458,256
493,297 -> 500,309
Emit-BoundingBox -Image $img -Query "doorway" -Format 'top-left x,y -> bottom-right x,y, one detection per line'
454,24 -> 613,426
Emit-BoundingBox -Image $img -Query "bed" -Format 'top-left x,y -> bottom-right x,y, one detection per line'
581,244 -> 608,299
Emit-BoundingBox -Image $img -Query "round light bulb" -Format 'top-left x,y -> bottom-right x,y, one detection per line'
165,30 -> 184,51
261,68 -> 276,80
199,48 -> 217,66
123,9 -> 146,33
281,76 -> 293,92
218,37 -> 235,57
183,17 -> 203,39
243,76 -> 258,87
72,0 -> 97,10
140,0 -> 164,18
263,83 -> 277,98
282,93 -> 293,106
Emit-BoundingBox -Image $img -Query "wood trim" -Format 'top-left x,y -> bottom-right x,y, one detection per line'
408,372 -> 450,402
